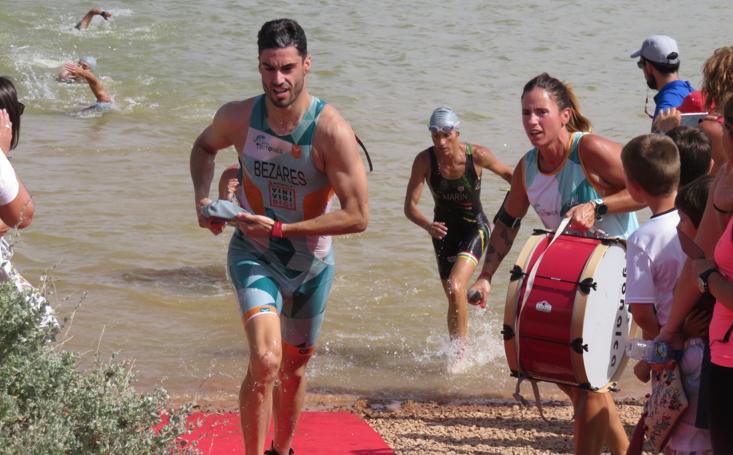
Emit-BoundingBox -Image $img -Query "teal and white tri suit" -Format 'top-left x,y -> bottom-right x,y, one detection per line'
228,94 -> 336,354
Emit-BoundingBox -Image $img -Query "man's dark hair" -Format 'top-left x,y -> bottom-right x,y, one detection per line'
675,175 -> 713,228
645,57 -> 680,75
666,125 -> 712,186
258,19 -> 307,58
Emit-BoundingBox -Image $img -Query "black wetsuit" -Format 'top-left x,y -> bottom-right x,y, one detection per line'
427,144 -> 491,279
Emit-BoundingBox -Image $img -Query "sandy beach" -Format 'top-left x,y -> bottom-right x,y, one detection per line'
179,391 -> 647,454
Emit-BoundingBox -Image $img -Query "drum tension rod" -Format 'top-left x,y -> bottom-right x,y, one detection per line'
501,324 -> 515,341
570,338 -> 588,354
577,278 -> 597,295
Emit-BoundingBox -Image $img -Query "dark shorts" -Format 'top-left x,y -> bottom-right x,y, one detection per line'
431,218 -> 491,280
708,361 -> 733,453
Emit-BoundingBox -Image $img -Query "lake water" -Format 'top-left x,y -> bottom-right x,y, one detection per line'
1,0 -> 727,401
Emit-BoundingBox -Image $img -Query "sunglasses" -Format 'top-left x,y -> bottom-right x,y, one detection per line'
18,102 -> 24,116
637,59 -> 645,69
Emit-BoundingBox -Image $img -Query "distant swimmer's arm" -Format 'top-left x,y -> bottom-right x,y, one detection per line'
62,64 -> 111,103
472,144 -> 513,183
404,151 -> 446,239
75,7 -> 111,30
278,107 -> 368,237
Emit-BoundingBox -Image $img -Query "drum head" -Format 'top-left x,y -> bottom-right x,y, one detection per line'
579,243 -> 629,389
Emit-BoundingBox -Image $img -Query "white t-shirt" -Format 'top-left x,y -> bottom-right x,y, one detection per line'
0,151 -> 19,205
625,209 -> 686,326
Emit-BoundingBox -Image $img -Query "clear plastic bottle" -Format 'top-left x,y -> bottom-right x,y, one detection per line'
625,339 -> 669,363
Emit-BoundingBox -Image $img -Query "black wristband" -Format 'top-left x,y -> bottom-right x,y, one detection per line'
494,205 -> 522,229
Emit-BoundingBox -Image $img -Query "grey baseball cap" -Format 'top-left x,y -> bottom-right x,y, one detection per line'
630,35 -> 680,65
428,106 -> 460,132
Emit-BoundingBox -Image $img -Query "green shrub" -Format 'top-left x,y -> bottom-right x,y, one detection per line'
0,283 -> 198,454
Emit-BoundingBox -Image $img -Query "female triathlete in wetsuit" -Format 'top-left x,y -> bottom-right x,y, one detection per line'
404,106 -> 512,371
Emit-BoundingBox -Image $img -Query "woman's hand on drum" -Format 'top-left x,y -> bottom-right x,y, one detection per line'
633,360 -> 651,383
565,202 -> 596,231
425,221 -> 447,239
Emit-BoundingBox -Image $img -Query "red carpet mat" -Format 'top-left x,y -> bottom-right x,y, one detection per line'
179,411 -> 395,454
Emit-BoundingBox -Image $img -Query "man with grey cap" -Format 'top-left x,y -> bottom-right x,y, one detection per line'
631,35 -> 693,121
404,106 -> 512,372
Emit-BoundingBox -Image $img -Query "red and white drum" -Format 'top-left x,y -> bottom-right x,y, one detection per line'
503,230 -> 632,391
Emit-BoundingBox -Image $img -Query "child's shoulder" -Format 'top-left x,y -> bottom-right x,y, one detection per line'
630,210 -> 680,246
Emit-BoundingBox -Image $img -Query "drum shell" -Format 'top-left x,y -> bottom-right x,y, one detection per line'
504,232 -> 631,391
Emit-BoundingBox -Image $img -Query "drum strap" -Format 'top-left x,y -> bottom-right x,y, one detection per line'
513,377 -> 551,423
513,217 -> 572,423
516,217 -> 571,321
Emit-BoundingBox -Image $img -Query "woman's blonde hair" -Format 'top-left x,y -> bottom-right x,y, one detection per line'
702,46 -> 733,113
521,73 -> 593,133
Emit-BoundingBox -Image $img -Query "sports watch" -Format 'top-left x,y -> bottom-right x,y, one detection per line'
591,198 -> 608,220
698,268 -> 719,294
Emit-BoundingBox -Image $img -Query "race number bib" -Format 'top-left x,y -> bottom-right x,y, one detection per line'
269,182 -> 296,211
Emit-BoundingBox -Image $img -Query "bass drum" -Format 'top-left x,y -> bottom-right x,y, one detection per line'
503,231 -> 632,391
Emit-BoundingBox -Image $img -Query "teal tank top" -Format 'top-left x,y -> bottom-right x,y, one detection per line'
522,132 -> 638,239
236,95 -> 335,268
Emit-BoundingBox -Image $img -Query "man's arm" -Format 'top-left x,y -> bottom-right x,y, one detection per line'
75,7 -> 111,30
191,101 -> 246,234
472,144 -> 513,183
278,106 -> 368,236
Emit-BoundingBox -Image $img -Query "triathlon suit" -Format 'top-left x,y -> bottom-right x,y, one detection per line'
427,144 -> 491,280
520,131 -> 639,239
228,94 -> 335,355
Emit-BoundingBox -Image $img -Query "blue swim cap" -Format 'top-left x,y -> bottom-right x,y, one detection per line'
79,56 -> 97,73
429,106 -> 460,132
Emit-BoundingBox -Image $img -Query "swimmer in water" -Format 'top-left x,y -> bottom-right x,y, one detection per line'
57,56 -> 112,111
75,7 -> 112,30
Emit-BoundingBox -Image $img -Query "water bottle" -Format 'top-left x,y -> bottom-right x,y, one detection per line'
625,339 -> 669,364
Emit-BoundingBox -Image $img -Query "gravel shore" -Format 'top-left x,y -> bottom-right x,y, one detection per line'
184,391 -> 648,454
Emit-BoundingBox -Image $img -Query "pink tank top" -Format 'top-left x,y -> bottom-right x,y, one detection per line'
711,216 -> 733,367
